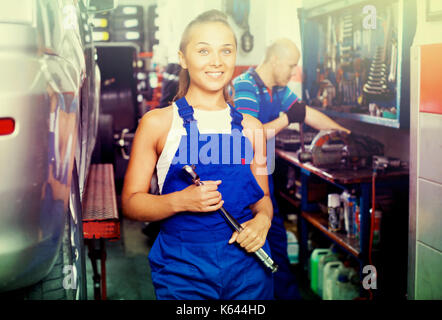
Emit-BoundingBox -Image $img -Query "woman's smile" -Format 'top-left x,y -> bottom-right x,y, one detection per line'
205,71 -> 224,79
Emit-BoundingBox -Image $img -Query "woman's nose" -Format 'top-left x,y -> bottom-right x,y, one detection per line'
210,52 -> 222,67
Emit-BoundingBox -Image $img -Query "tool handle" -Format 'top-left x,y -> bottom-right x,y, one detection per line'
255,248 -> 279,273
219,207 -> 242,232
219,207 -> 278,273
300,123 -> 305,153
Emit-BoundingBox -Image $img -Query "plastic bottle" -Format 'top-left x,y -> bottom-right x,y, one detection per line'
339,206 -> 345,232
286,230 -> 299,264
334,273 -> 350,299
318,251 -> 339,298
334,268 -> 360,300
342,192 -> 357,238
341,191 -> 351,236
323,261 -> 343,300
328,193 -> 341,232
309,248 -> 332,295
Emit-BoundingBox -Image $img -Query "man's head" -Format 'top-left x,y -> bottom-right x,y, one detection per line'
264,38 -> 300,87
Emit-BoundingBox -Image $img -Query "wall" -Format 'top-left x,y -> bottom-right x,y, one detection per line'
263,0 -> 303,97
151,0 -> 269,66
127,0 -> 302,67
408,0 -> 442,300
154,0 -> 226,65
412,0 -> 442,45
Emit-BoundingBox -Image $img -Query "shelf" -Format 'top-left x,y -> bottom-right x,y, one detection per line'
275,148 -> 409,185
311,107 -> 400,128
301,211 -> 361,259
302,0 -> 370,19
278,190 -> 301,208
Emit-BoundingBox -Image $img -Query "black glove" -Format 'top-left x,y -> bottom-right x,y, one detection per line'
285,100 -> 307,123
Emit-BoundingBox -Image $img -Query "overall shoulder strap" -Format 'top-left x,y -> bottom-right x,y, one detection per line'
229,105 -> 244,132
175,97 -> 196,135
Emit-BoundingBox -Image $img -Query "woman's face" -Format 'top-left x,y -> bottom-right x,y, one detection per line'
179,21 -> 237,95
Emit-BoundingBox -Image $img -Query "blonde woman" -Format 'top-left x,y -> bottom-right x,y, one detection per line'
122,10 -> 273,300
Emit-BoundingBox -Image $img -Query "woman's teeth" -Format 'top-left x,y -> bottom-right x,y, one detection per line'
206,72 -> 223,78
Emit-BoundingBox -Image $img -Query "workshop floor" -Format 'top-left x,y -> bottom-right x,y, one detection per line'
85,218 -> 156,300
85,217 -> 318,301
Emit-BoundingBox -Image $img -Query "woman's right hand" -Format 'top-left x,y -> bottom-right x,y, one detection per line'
178,180 -> 224,212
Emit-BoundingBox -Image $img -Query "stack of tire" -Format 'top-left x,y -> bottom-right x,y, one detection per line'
92,12 -> 111,43
135,58 -> 152,116
146,4 -> 159,53
93,45 -> 138,167
109,5 -> 145,51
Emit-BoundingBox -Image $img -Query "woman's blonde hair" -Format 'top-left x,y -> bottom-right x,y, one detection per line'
174,9 -> 237,105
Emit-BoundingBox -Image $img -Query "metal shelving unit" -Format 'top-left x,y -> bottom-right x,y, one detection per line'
275,148 -> 409,298
311,106 -> 401,128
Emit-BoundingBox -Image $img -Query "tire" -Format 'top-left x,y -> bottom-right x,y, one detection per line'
4,163 -> 87,300
24,242 -> 69,300
66,161 -> 87,300
92,114 -> 114,164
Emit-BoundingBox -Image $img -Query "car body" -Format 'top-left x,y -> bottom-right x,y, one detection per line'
0,0 -> 116,296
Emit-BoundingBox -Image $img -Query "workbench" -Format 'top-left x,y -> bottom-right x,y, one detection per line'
275,148 -> 409,298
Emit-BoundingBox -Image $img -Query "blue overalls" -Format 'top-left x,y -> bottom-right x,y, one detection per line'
148,97 -> 274,300
248,68 -> 302,300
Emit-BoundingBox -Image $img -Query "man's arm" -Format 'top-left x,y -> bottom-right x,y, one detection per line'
262,105 -> 351,140
234,78 -> 350,140
304,106 -> 351,134
260,87 -> 306,139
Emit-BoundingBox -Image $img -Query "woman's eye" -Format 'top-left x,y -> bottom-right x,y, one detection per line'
199,49 -> 209,55
223,49 -> 232,54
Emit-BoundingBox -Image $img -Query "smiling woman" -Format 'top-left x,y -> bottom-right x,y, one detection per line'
121,9 -> 275,300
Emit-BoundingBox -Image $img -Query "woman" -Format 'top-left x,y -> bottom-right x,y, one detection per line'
121,9 -> 274,300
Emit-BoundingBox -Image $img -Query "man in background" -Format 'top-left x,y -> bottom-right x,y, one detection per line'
233,38 -> 350,300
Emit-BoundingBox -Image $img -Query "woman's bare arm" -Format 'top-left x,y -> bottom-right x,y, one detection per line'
121,107 -> 224,222
229,114 -> 273,252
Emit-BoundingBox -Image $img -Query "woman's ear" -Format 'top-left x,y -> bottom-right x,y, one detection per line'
178,51 -> 187,69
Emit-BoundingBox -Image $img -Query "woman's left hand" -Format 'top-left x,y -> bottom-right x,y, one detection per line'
228,214 -> 271,253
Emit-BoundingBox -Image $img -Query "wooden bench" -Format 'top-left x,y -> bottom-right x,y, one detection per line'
82,163 -> 120,300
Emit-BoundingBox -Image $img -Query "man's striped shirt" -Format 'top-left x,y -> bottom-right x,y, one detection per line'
232,69 -> 299,119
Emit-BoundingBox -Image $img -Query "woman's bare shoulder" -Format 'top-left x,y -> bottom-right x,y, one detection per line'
138,105 -> 174,134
